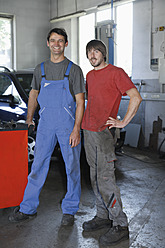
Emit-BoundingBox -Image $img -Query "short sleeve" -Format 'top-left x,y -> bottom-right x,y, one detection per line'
69,64 -> 85,96
31,64 -> 42,91
115,68 -> 136,96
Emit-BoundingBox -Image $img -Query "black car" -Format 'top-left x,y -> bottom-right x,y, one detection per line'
0,66 -> 37,164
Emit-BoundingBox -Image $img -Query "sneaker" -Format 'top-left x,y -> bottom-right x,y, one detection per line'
8,206 -> 37,223
99,225 -> 129,246
83,216 -> 112,232
61,214 -> 74,226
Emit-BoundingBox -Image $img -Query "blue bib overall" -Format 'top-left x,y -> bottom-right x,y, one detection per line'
20,61 -> 81,215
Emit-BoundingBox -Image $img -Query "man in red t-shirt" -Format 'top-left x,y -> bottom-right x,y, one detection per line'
81,40 -> 142,246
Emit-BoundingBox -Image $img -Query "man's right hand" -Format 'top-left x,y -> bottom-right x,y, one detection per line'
26,89 -> 39,129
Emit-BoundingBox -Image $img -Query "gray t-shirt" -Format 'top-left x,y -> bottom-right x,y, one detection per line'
31,57 -> 85,100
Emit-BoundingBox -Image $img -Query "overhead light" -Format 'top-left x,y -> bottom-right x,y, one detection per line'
114,0 -> 136,6
97,0 -> 136,10
97,3 -> 111,11
50,10 -> 86,23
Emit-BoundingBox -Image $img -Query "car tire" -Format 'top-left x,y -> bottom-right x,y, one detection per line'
28,134 -> 36,173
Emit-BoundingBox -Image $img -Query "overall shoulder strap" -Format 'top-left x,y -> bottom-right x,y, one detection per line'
40,62 -> 46,78
64,61 -> 73,78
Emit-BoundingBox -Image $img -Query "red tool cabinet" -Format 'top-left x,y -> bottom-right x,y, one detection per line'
0,129 -> 28,209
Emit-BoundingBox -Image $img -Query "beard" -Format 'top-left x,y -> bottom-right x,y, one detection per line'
89,57 -> 104,68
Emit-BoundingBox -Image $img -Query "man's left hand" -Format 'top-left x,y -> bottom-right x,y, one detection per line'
105,117 -> 124,129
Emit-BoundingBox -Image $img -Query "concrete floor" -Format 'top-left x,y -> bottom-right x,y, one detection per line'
0,146 -> 165,248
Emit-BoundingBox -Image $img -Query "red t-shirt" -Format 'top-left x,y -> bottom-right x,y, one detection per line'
81,64 -> 136,132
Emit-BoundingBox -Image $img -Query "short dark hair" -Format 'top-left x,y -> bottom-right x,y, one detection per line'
86,39 -> 107,62
47,28 -> 68,43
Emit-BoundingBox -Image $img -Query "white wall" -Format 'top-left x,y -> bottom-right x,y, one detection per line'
0,0 -> 50,69
132,0 -> 154,80
132,0 -> 165,81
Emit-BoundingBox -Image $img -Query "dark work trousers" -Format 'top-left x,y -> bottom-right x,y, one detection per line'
83,128 -> 128,227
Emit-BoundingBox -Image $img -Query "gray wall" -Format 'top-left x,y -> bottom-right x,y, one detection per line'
0,0 -> 50,70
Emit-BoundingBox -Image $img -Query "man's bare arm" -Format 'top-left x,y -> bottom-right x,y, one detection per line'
69,93 -> 85,148
106,88 -> 142,129
26,89 -> 39,127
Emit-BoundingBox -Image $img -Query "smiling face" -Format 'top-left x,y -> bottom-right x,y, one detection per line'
47,32 -> 68,62
87,48 -> 106,70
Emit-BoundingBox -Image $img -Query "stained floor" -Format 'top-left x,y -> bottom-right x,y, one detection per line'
0,146 -> 165,248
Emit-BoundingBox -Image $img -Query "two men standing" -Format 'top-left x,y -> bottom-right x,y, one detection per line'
9,28 -> 142,246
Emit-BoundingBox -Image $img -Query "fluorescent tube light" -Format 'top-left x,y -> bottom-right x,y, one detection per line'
97,3 -> 111,11
50,11 -> 86,23
97,0 -> 136,10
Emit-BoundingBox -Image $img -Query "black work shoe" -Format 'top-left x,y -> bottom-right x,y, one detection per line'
9,206 -> 37,223
61,214 -> 74,226
99,225 -> 129,246
82,216 -> 112,232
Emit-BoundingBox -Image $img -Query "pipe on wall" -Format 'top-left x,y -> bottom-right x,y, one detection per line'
109,0 -> 114,64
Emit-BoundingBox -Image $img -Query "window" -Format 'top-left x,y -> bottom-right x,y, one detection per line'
78,3 -> 133,76
0,74 -> 20,103
0,74 -> 12,95
0,16 -> 13,69
15,73 -> 33,96
97,8 -> 113,22
115,3 -> 133,76
79,13 -> 95,77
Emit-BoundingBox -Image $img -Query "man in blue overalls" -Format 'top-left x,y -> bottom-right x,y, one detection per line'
9,28 -> 85,226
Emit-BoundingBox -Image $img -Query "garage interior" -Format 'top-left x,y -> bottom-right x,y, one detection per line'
0,0 -> 165,247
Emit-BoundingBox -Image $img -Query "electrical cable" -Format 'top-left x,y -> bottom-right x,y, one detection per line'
120,150 -> 165,164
